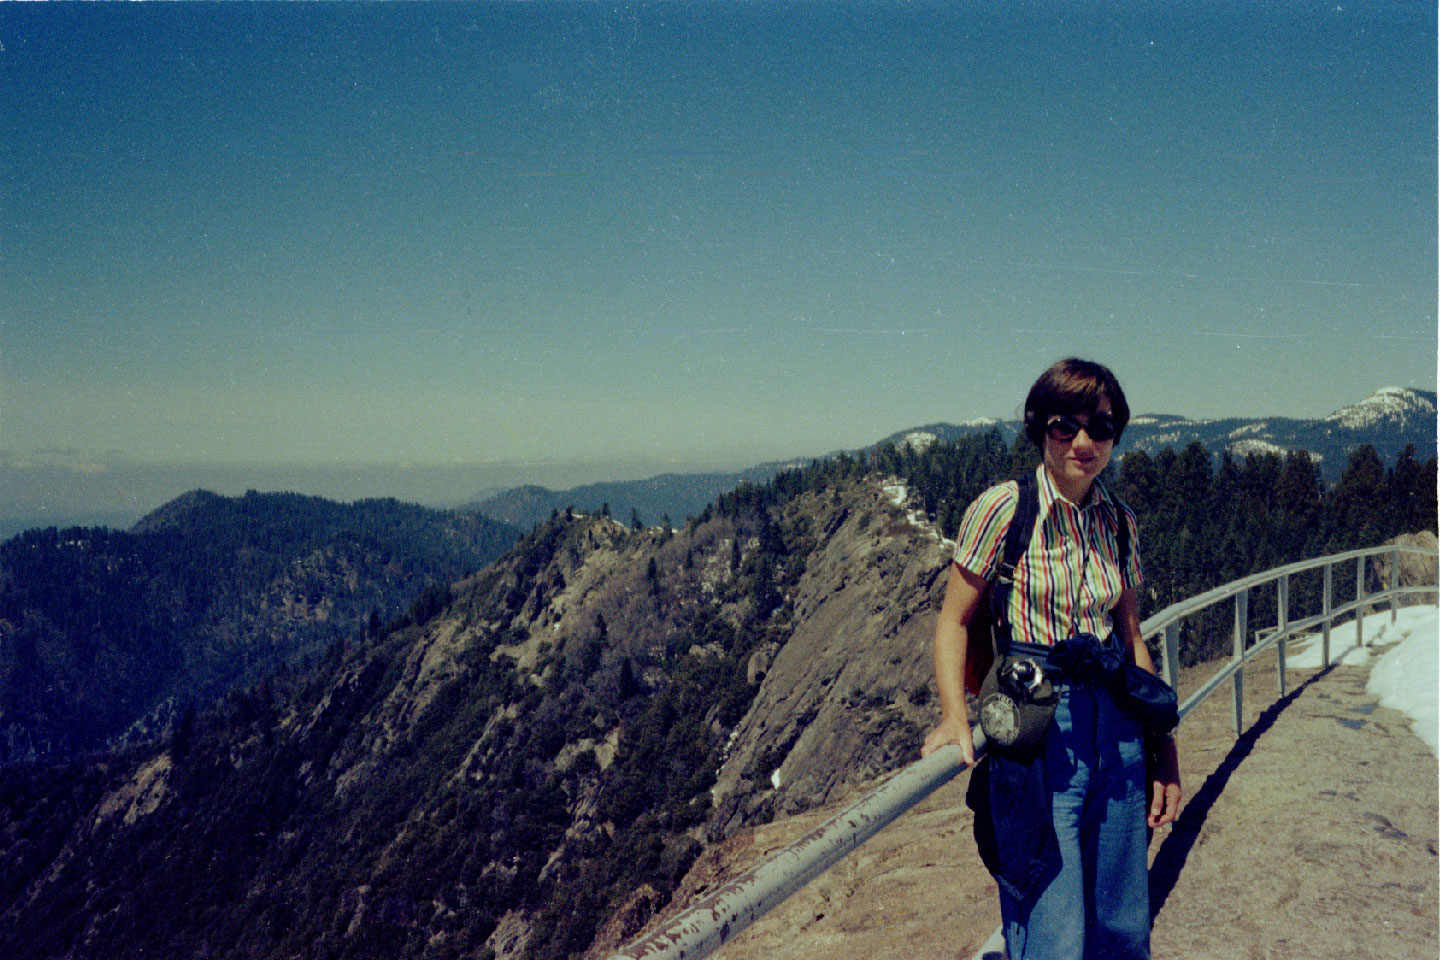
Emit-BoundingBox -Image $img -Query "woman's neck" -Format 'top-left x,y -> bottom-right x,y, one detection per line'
1047,466 -> 1094,506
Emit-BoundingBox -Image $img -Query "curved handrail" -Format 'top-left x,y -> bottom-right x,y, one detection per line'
607,736 -> 987,960
607,542 -> 1437,960
1139,544 -> 1435,637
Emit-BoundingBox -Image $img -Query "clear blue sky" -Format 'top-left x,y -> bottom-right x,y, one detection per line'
2,1 -> 1435,516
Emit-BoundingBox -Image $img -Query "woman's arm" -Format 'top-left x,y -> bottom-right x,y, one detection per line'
1112,585 -> 1153,672
921,563 -> 988,765
1113,586 -> 1183,828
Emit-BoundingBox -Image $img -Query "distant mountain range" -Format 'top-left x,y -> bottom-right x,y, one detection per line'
884,386 -> 1437,479
0,490 -> 520,765
1,430 -> 1431,960
473,387 -> 1437,529
465,463 -> 803,530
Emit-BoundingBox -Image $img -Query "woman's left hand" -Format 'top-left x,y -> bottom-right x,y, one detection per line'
1147,736 -> 1182,828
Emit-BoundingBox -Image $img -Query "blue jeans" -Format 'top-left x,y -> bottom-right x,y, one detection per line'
999,682 -> 1150,960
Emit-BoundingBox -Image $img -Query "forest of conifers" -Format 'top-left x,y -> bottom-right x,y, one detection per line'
0,491 -> 520,761
0,435 -> 1431,960
719,432 -> 1436,664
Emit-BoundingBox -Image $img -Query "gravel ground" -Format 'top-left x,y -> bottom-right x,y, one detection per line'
1149,647 -> 1437,960
654,638 -> 1438,960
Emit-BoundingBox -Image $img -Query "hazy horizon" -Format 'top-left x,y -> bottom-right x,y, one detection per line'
4,2 -> 1435,526
4,380 -> 1432,535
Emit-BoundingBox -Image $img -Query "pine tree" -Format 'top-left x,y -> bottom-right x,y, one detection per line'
1386,444 -> 1434,534
1327,445 -> 1387,548
1116,449 -> 1160,515
616,657 -> 640,699
1007,432 -> 1040,478
1275,450 -> 1323,556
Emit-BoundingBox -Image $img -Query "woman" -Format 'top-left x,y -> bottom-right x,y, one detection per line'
922,358 -> 1182,960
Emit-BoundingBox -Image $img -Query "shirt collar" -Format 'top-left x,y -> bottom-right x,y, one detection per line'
1034,463 -> 1116,518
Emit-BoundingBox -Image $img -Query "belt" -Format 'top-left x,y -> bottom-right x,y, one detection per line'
1001,634 -> 1127,688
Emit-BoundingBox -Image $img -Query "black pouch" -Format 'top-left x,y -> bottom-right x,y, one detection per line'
1120,661 -> 1179,734
966,751 -> 1063,903
978,653 -> 1059,755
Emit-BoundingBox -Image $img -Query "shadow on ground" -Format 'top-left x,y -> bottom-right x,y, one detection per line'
1148,662 -> 1337,917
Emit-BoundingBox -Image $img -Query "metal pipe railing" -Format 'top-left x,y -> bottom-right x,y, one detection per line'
607,543 -> 1437,960
606,735 -> 987,960
1136,544 -> 1436,637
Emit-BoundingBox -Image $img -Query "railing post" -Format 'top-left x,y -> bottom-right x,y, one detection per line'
1321,563 -> 1333,667
1356,555 -> 1366,647
1162,622 -> 1180,691
1233,589 -> 1248,736
1276,574 -> 1288,695
1390,545 -> 1400,623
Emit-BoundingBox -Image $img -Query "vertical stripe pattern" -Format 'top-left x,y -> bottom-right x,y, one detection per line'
952,465 -> 1142,646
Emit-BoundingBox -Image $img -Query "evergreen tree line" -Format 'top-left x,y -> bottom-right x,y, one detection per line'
1113,441 -> 1435,663
725,433 -> 1435,665
0,492 -> 520,763
0,440 -> 1430,960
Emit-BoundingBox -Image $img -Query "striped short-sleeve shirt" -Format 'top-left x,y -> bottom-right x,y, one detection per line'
952,464 -> 1143,646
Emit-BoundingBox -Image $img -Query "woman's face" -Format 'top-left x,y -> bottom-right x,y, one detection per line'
1042,399 -> 1115,502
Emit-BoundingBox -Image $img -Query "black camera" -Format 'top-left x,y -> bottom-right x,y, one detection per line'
999,657 -> 1046,698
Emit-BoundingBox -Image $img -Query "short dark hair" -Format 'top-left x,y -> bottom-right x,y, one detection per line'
1023,358 -> 1130,449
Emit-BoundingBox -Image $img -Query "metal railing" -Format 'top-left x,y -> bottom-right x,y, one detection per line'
606,543 -> 1438,960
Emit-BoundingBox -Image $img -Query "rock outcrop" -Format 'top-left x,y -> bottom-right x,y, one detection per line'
709,483 -> 947,834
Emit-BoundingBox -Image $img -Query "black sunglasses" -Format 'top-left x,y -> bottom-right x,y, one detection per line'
1045,414 -> 1118,443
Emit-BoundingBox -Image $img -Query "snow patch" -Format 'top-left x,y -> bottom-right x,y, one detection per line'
900,430 -> 940,453
1286,605 -> 1439,757
1228,422 -> 1269,438
881,478 -> 955,548
1228,438 -> 1288,458
1367,610 -> 1439,757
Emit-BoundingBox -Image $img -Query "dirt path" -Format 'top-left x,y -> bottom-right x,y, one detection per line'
684,641 -> 1437,960
1149,650 -> 1437,960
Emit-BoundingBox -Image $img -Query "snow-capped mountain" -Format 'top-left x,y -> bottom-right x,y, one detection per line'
478,389 -> 1435,528
881,387 -> 1437,482
1324,386 -> 1437,431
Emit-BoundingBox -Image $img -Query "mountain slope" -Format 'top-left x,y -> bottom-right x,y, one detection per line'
0,490 -> 520,764
0,433 -> 1432,960
0,481 -> 825,960
1324,385 -> 1436,430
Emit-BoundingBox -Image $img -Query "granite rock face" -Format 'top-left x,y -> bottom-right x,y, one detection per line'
708,483 -> 951,836
1368,530 -> 1439,593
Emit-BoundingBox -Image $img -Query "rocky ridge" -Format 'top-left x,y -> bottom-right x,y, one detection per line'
2,441 -> 1434,960
707,481 -> 950,834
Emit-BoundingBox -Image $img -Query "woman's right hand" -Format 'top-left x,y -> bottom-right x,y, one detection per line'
925,564 -> 986,768
922,714 -> 976,766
